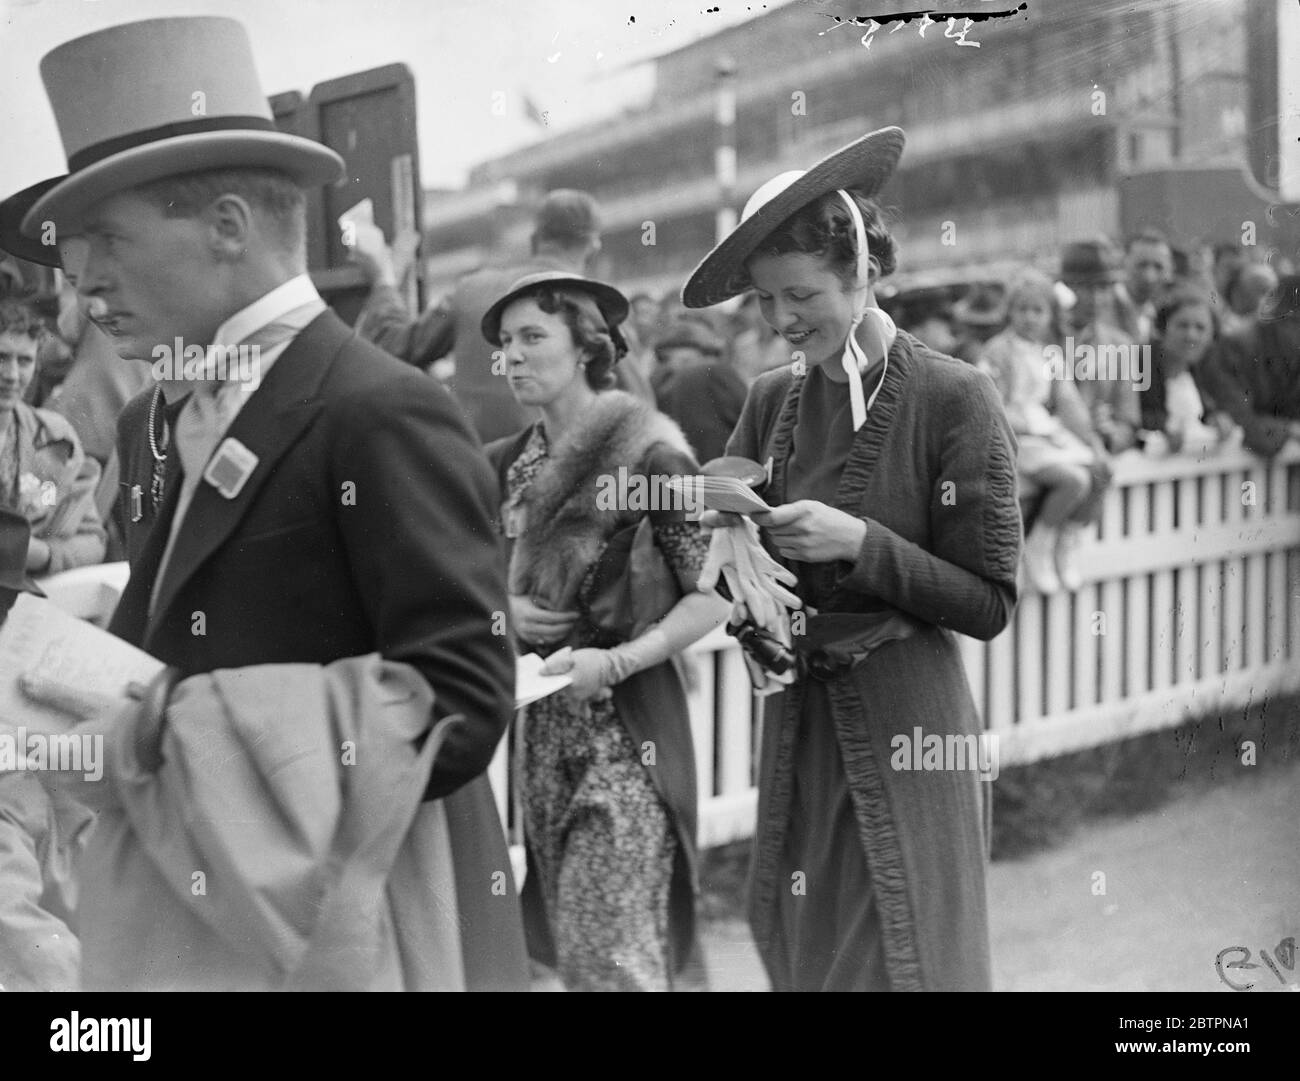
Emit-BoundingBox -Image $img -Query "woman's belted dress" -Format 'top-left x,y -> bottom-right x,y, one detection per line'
727,332 -> 1022,992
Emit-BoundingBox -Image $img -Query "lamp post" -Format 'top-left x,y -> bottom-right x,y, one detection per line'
715,55 -> 738,245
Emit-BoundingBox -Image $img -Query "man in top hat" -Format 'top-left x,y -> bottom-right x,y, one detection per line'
1197,274 -> 1300,457
1,15 -> 526,990
353,188 -> 629,440
1059,239 -> 1143,453
0,508 -> 93,992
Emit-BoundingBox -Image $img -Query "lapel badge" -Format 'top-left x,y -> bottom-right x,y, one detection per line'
203,437 -> 259,500
129,484 -> 144,523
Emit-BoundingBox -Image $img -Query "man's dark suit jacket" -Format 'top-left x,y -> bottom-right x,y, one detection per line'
114,387 -> 187,568
110,309 -> 528,989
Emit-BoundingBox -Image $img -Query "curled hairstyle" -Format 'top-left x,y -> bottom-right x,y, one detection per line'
133,167 -> 307,255
1004,267 -> 1066,342
0,298 -> 46,343
521,284 -> 623,390
1153,283 -> 1219,339
748,191 -> 899,291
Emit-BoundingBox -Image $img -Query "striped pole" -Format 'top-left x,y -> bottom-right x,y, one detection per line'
715,55 -> 738,244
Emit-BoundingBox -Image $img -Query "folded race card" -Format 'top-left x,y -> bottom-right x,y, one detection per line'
515,653 -> 572,709
665,475 -> 772,515
0,593 -> 164,731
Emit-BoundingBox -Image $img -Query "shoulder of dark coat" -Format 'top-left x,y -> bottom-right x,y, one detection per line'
748,364 -> 795,403
902,335 -> 1002,420
116,386 -> 154,435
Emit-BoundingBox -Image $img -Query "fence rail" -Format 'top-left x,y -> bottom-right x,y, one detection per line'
554,442 -> 1300,851
39,443 -> 1300,856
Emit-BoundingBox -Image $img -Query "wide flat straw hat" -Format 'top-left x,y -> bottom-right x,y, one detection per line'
14,16 -> 344,247
681,126 -> 905,309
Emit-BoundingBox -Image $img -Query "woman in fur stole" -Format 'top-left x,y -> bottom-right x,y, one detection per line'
482,271 -> 729,991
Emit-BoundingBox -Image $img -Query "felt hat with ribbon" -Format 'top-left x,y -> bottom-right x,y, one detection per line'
681,126 -> 906,431
8,16 -> 344,256
482,271 -> 631,359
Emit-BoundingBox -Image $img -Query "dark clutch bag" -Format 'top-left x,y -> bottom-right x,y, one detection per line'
586,517 -> 682,641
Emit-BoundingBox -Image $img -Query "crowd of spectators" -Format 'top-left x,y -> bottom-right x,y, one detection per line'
2,209 -> 1298,599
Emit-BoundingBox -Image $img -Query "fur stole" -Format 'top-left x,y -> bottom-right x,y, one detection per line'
508,390 -> 693,609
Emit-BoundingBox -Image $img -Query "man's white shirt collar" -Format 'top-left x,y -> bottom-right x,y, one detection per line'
212,273 -> 322,350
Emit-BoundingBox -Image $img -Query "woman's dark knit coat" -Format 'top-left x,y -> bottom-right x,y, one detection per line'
726,331 -> 1022,991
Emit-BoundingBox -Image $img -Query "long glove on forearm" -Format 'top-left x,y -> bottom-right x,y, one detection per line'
598,590 -> 729,686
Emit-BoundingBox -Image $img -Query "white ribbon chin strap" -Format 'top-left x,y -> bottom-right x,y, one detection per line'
837,189 -> 897,430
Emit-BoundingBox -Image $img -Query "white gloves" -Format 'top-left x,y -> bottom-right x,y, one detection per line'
697,517 -> 801,635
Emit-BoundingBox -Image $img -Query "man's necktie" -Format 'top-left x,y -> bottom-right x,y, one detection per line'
149,302 -> 323,614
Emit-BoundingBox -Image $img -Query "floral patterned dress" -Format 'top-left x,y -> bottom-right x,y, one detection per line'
505,424 -> 708,991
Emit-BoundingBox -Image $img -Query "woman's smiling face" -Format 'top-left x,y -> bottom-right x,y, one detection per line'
1161,301 -> 1215,369
747,251 -> 859,369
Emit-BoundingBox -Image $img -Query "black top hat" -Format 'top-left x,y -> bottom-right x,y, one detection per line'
0,509 -> 44,597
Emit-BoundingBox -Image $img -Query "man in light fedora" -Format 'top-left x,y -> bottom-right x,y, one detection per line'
1059,239 -> 1142,453
1,16 -> 527,991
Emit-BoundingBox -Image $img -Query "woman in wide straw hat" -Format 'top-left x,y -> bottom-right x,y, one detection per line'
481,270 -> 729,991
683,127 -> 1022,991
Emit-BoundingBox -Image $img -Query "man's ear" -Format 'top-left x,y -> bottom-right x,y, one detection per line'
205,194 -> 254,260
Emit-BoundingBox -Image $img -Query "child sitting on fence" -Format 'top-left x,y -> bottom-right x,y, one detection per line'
979,268 -> 1110,594
1141,285 -> 1241,457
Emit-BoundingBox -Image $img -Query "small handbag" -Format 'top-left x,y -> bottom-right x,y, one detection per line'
586,516 -> 681,641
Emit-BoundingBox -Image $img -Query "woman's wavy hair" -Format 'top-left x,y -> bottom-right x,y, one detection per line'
518,284 -> 624,390
747,190 -> 899,291
0,298 -> 47,344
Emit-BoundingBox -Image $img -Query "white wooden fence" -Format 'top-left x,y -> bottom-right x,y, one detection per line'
491,442 -> 1300,851
39,442 -> 1300,856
